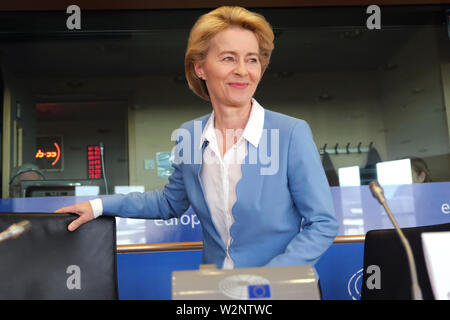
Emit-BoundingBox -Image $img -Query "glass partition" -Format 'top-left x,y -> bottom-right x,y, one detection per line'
1,6 -> 449,244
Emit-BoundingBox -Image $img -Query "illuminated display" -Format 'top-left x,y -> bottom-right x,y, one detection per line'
35,136 -> 63,171
88,145 -> 102,179
35,142 -> 61,166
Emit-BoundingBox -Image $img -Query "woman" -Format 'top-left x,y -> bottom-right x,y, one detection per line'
56,6 -> 338,269
410,157 -> 432,183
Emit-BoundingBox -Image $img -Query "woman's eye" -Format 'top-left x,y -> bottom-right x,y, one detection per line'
223,56 -> 234,62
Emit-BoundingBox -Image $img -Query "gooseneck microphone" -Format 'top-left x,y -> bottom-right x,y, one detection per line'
99,142 -> 109,195
0,220 -> 32,243
369,181 -> 423,300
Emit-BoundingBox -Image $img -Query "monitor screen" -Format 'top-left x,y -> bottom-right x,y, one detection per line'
20,180 -> 103,197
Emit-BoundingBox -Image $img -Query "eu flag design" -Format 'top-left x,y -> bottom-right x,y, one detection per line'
248,284 -> 271,299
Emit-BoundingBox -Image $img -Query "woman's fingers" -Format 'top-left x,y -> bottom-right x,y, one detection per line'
68,216 -> 85,232
54,205 -> 79,215
55,202 -> 94,232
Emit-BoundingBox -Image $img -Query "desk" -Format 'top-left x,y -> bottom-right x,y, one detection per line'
1,182 -> 449,300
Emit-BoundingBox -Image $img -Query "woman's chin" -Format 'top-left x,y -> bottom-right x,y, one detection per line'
224,95 -> 253,108
210,90 -> 254,108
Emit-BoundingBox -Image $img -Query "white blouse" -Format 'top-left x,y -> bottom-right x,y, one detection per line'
199,98 -> 265,269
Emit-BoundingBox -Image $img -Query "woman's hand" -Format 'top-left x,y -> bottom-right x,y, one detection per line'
54,201 -> 95,232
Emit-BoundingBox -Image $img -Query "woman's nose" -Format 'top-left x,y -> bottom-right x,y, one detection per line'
234,60 -> 248,77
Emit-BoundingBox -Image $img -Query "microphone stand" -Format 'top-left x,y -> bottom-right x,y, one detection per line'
99,142 -> 109,195
369,181 -> 423,300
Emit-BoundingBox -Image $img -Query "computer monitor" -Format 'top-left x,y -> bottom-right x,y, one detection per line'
20,179 -> 104,197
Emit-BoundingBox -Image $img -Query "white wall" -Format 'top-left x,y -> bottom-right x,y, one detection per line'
378,27 -> 450,181
258,71 -> 387,172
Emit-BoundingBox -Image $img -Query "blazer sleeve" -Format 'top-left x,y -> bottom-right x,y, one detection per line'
266,120 -> 339,267
100,133 -> 190,220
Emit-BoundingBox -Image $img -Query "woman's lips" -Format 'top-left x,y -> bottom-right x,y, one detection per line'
229,83 -> 249,89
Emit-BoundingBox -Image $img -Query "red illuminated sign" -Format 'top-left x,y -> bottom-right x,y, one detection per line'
35,136 -> 63,171
35,142 -> 61,166
88,145 -> 102,179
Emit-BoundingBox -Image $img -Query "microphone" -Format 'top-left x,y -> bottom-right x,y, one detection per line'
369,181 -> 423,300
99,142 -> 109,195
0,220 -> 32,243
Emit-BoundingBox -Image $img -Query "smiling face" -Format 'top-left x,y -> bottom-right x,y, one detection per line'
194,27 -> 262,109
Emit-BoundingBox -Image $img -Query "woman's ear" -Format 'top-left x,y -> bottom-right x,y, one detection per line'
194,62 -> 205,80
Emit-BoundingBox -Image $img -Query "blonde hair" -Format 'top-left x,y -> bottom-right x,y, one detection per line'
185,6 -> 275,101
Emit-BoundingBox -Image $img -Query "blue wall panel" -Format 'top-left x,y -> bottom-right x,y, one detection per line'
117,251 -> 202,300
116,244 -> 365,300
316,242 -> 365,300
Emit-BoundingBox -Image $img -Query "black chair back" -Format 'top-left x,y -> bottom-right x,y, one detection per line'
0,213 -> 118,300
361,223 -> 450,300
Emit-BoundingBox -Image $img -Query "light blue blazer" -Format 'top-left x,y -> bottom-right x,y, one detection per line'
102,108 -> 339,268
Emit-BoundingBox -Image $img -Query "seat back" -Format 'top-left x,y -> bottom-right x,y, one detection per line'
361,223 -> 450,300
0,213 -> 118,300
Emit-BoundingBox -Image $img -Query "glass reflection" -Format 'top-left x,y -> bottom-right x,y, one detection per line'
0,7 -> 448,247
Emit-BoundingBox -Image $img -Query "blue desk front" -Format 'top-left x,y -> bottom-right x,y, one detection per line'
1,182 -> 449,300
